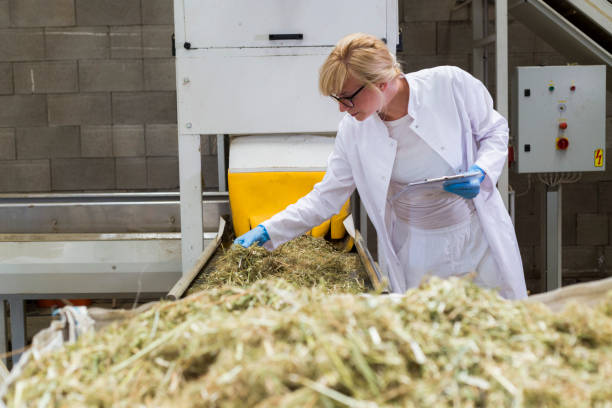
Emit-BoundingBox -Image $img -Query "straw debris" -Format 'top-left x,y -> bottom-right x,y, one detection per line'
187,235 -> 368,295
3,277 -> 612,407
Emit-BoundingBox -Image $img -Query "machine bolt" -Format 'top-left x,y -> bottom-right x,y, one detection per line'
184,42 -> 191,49
186,122 -> 192,129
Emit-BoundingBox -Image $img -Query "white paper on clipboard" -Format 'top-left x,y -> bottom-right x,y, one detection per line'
407,171 -> 482,189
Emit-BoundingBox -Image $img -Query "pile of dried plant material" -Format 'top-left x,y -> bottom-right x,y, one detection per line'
187,235 -> 368,295
4,277 -> 612,408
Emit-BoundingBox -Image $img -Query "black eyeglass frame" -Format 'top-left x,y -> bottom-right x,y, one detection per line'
330,85 -> 366,108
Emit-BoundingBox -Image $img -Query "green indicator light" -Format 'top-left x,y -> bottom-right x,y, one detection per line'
548,85 -> 555,91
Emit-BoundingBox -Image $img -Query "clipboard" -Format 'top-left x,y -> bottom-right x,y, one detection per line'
407,171 -> 482,188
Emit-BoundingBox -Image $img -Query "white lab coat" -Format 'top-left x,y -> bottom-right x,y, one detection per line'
262,66 -> 527,299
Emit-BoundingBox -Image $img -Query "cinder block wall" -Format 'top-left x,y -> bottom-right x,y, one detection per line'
0,0 -> 609,291
0,0 -> 219,192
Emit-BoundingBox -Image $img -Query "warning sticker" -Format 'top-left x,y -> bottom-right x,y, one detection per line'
594,149 -> 604,167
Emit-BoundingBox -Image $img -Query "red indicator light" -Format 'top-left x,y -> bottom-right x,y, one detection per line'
559,122 -> 567,129
570,85 -> 576,91
556,137 -> 569,150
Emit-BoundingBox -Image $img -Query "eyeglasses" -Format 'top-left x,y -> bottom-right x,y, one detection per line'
330,85 -> 365,108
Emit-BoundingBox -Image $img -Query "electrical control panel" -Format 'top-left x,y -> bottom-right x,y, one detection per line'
512,65 -> 606,173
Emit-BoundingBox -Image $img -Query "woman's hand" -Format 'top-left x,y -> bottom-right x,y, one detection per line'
234,225 -> 270,247
443,165 -> 485,199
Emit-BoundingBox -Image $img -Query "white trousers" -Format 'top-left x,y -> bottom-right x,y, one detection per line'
391,212 -> 503,294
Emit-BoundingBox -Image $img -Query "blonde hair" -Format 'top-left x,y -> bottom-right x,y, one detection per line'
319,33 -> 402,96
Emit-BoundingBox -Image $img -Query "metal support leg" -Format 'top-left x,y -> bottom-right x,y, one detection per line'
546,185 -> 562,290
9,298 -> 25,365
472,0 -> 485,81
216,134 -> 227,192
179,134 -> 203,275
496,0 -> 510,210
0,300 -> 6,367
359,201 -> 368,249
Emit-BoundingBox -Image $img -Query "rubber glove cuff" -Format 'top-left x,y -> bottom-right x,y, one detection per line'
469,164 -> 485,182
234,224 -> 270,248
257,224 -> 270,242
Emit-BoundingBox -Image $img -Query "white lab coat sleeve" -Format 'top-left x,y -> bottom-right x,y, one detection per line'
260,126 -> 356,250
453,67 -> 509,200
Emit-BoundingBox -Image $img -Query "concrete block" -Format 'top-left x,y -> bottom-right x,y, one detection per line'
147,156 -> 178,189
142,25 -> 173,58
606,118 -> 611,149
112,91 -> 176,124
0,128 -> 15,160
399,22 -> 436,56
508,20 -> 536,54
0,0 -> 9,27
534,245 -> 544,273
403,0 -> 468,22
606,246 -> 612,269
0,159 -> 50,192
110,26 -> 142,59
51,158 -> 115,190
145,124 -> 177,156
79,59 -> 143,92
142,0 -> 173,25
16,126 -> 80,159
600,182 -> 612,212
14,61 -> 78,94
46,27 -> 109,60
509,173 -> 539,216
0,95 -> 46,127
399,54 -> 469,75
202,154 -> 218,189
144,59 -> 175,91
10,0 -> 75,27
76,0 -> 140,26
563,214 -> 577,246
516,215 -> 540,246
200,134 -> 217,156
0,28 -> 44,61
116,157 -> 147,189
0,63 -> 12,94
562,246 -> 599,270
112,125 -> 145,157
519,245 -> 535,271
562,182 -> 598,216
81,125 -> 112,157
509,53 -> 535,73
436,21 -> 472,55
48,93 -> 111,126
525,279 -> 543,295
533,53 -> 567,66
576,214 -> 609,246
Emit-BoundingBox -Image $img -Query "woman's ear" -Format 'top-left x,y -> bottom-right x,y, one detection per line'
377,82 -> 388,91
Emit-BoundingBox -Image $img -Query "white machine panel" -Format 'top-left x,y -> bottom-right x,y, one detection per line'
177,48 -> 343,134
182,0 -> 387,48
513,65 -> 606,173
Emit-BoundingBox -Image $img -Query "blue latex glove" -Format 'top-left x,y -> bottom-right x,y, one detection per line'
234,224 -> 270,247
443,165 -> 486,199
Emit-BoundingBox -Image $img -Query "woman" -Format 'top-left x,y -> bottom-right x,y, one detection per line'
235,33 -> 527,300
